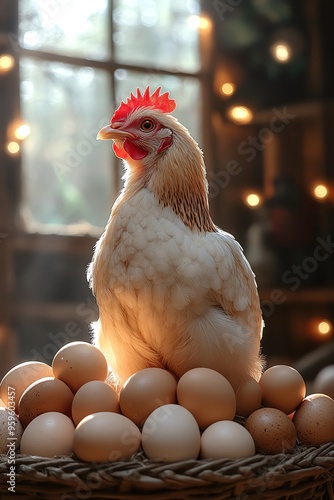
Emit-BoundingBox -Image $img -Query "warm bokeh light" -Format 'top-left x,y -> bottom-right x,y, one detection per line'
313,183 -> 328,200
221,83 -> 235,96
189,15 -> 211,30
0,54 -> 15,73
228,105 -> 253,124
271,42 -> 291,62
14,123 -> 31,140
244,193 -> 261,208
317,320 -> 332,336
6,141 -> 20,155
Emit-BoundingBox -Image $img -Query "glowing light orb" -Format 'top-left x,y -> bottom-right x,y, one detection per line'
228,106 -> 253,125
14,123 -> 31,140
245,193 -> 261,208
0,54 -> 15,72
6,141 -> 20,155
221,83 -> 235,96
313,184 -> 328,200
317,320 -> 332,336
271,42 -> 291,63
189,15 -> 211,30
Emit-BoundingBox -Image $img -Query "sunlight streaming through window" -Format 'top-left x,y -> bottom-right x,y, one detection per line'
20,58 -> 113,228
18,0 -> 202,231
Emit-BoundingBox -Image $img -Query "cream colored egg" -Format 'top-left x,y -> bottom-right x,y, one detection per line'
20,412 -> 75,457
0,362 -> 53,412
52,342 -> 108,392
260,365 -> 306,414
201,421 -> 255,459
293,393 -> 334,446
141,404 -> 201,462
120,368 -> 177,427
18,377 -> 74,428
0,408 -> 23,454
177,368 -> 236,430
72,381 -> 120,425
73,412 -> 141,462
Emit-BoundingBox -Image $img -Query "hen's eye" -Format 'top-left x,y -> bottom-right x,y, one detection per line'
140,119 -> 155,132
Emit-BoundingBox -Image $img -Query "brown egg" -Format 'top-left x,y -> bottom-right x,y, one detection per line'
72,381 -> 120,425
52,341 -> 108,392
293,393 -> 334,446
236,377 -> 262,417
0,362 -> 53,412
120,368 -> 177,427
20,412 -> 75,457
313,366 -> 334,399
259,365 -> 306,414
74,412 -> 141,462
18,377 -> 74,427
245,407 -> 297,454
177,368 -> 236,430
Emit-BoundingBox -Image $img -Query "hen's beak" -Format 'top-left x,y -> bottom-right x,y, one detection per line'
97,125 -> 135,141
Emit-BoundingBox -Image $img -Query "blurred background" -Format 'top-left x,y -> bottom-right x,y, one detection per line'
1,0 -> 333,382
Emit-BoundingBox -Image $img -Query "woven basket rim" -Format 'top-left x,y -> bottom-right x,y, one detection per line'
1,442 -> 334,499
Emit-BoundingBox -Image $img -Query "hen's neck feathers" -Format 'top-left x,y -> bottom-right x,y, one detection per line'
116,114 -> 217,233
148,132 -> 217,233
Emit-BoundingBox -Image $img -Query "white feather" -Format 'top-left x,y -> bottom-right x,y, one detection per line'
91,188 -> 263,390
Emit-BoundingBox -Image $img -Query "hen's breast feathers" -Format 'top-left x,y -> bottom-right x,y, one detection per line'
90,188 -> 262,342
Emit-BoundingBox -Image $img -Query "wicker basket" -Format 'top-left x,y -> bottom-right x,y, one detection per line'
1,442 -> 334,500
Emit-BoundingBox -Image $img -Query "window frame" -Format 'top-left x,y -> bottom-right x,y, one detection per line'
17,0 -> 209,234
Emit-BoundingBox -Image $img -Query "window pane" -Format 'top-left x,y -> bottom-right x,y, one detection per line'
113,0 -> 201,73
20,57 -> 113,229
115,70 -> 202,143
19,0 -> 110,61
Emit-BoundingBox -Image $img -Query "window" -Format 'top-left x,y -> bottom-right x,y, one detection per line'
0,0 -> 207,368
18,0 -> 203,232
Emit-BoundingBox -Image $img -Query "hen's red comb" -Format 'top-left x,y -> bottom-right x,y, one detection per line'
111,87 -> 176,124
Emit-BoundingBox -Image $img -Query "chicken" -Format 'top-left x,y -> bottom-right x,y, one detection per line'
88,87 -> 264,391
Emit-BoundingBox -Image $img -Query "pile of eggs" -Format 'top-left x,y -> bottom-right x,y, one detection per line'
0,341 -> 334,463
